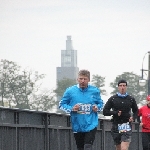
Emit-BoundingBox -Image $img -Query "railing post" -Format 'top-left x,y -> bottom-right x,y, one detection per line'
44,113 -> 49,150
137,122 -> 140,150
100,119 -> 104,150
14,111 -> 19,150
67,116 -> 72,149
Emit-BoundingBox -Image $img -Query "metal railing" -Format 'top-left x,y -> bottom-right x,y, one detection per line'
0,107 -> 142,150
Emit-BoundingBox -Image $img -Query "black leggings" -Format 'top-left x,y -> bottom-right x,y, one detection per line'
74,127 -> 97,149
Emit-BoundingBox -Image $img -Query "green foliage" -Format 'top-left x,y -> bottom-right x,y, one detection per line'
91,74 -> 107,95
54,78 -> 76,97
31,90 -> 56,111
0,59 -> 56,111
16,103 -> 30,109
1,59 -> 146,111
110,72 -> 147,103
0,59 -> 20,107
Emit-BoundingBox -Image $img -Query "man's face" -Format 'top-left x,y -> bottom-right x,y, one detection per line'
118,83 -> 127,94
77,75 -> 90,88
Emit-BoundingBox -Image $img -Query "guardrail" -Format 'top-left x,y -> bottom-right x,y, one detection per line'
0,107 -> 142,150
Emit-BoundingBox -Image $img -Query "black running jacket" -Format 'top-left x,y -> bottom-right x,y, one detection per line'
103,94 -> 138,124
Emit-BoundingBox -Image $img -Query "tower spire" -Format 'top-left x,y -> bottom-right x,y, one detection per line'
66,36 -> 73,50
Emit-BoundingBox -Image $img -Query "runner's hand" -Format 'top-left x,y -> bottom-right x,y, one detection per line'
140,122 -> 143,126
92,105 -> 98,112
118,111 -> 122,116
72,104 -> 80,111
129,117 -> 133,122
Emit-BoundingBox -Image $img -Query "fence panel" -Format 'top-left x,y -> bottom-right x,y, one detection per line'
0,107 -> 142,150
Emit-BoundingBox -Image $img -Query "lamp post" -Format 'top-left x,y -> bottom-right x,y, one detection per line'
148,52 -> 150,95
139,51 -> 150,95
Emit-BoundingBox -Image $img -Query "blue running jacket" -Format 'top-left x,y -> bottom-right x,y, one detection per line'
59,84 -> 103,132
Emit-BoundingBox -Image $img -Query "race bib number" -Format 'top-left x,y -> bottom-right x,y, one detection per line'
78,104 -> 92,114
118,122 -> 131,133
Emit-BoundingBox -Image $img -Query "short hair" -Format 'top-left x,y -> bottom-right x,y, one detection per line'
118,79 -> 127,86
78,69 -> 90,80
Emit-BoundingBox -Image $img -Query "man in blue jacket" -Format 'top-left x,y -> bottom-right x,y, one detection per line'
59,69 -> 103,150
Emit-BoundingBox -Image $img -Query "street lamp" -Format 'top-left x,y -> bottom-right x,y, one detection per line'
139,51 -> 150,94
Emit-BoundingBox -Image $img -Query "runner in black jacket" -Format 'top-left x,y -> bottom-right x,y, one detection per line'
103,79 -> 138,150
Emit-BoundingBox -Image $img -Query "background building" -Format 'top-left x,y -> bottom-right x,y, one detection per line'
56,36 -> 79,83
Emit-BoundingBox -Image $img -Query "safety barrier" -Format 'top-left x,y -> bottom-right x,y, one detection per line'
0,107 -> 142,150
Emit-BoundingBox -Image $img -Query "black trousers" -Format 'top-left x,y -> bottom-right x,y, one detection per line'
74,127 -> 97,149
142,132 -> 150,150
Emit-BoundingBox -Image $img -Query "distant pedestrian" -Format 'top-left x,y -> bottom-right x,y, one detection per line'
103,79 -> 138,150
59,69 -> 103,150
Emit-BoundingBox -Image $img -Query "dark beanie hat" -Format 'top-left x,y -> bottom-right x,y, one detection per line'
118,79 -> 127,86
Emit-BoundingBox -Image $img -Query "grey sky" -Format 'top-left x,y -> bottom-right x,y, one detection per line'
0,0 -> 150,100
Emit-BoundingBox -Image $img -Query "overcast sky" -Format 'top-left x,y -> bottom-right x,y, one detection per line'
0,0 -> 150,100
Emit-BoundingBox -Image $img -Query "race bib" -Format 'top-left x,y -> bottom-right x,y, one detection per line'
78,104 -> 92,114
118,122 -> 131,133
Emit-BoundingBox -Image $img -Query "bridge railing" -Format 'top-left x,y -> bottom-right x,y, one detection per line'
0,107 -> 142,150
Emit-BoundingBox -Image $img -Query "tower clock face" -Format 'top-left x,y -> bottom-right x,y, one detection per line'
64,56 -> 71,67
66,56 -> 71,62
